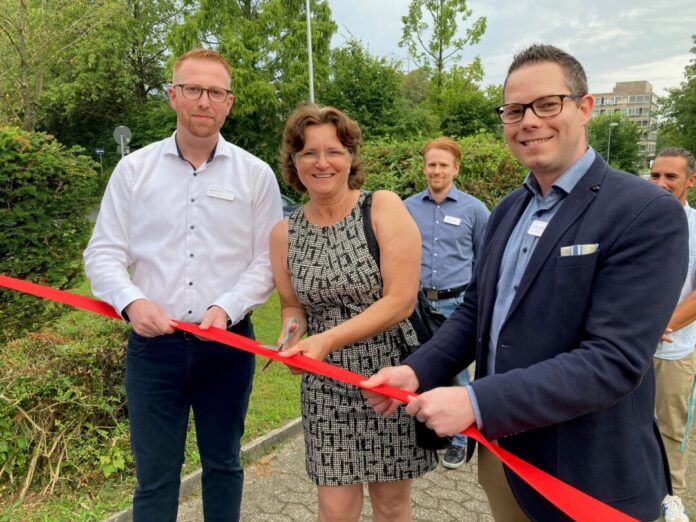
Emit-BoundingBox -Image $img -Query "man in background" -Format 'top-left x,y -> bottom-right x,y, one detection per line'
404,136 -> 489,469
84,48 -> 282,521
650,147 -> 696,522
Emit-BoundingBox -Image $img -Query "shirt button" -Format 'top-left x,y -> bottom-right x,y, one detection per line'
189,282 -> 193,286
191,198 -> 195,203
188,310 -> 192,314
193,172 -> 197,177
190,253 -> 194,258
513,285 -> 518,291
522,247 -> 528,253
190,225 -> 195,230
434,253 -> 438,256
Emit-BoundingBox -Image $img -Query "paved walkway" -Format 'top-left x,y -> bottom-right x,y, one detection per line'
177,434 -> 494,521
120,420 -> 695,521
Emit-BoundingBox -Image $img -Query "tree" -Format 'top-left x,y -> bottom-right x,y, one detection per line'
0,0 -> 106,131
39,0 -> 177,158
399,0 -> 486,85
403,68 -> 430,104
658,34 -> 696,154
437,65 -> 499,137
588,113 -> 642,173
320,39 -> 405,139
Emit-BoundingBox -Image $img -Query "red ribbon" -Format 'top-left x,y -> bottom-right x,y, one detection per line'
0,274 -> 636,521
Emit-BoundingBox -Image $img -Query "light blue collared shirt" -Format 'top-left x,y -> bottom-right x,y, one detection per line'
404,185 -> 489,289
468,147 -> 596,428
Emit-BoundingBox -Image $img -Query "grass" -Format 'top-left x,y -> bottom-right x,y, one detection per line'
0,289 -> 301,521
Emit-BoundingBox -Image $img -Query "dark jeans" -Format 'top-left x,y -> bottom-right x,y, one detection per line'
125,320 -> 255,522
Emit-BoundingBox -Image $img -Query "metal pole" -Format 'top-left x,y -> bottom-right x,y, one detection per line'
120,135 -> 125,159
305,0 -> 315,103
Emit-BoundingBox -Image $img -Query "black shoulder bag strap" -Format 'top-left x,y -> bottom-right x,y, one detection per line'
360,192 -> 451,450
360,191 -> 430,345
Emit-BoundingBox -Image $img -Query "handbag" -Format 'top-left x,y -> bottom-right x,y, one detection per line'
360,192 -> 451,450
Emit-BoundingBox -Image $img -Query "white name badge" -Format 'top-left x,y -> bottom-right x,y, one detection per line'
207,185 -> 235,201
443,215 -> 461,226
527,220 -> 548,237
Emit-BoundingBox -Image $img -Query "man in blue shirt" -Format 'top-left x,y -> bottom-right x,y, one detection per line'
404,137 -> 489,468
364,44 -> 687,521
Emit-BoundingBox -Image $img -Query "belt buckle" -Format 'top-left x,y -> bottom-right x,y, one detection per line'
425,289 -> 439,300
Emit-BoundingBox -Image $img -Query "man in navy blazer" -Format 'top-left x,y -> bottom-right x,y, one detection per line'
363,44 -> 688,521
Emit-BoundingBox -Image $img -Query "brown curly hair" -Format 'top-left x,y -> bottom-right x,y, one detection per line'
279,103 -> 365,193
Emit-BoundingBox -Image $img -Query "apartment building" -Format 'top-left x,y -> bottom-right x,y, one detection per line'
592,81 -> 658,165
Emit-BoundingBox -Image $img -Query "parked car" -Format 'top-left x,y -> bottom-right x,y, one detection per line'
281,194 -> 300,217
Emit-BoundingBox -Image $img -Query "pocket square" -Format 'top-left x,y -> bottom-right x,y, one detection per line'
560,243 -> 598,256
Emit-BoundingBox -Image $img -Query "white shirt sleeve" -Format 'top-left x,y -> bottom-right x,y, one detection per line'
83,160 -> 147,317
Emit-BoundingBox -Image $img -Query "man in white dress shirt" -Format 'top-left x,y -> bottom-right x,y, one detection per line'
84,48 -> 282,522
649,147 -> 696,522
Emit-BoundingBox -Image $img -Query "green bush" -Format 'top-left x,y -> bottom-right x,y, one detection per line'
362,132 -> 527,208
0,311 -> 131,500
0,126 -> 101,342
0,290 -> 300,517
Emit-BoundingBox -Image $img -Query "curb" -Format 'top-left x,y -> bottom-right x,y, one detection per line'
103,417 -> 303,522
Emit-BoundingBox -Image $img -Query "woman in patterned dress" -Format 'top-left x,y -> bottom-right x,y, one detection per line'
269,104 -> 436,522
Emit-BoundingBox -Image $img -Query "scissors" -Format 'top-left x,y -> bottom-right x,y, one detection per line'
261,317 -> 298,372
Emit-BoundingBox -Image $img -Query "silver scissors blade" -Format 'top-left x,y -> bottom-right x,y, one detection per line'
261,318 -> 298,370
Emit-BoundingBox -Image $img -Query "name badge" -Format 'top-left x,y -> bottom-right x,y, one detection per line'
443,215 -> 461,226
527,220 -> 548,237
207,185 -> 235,201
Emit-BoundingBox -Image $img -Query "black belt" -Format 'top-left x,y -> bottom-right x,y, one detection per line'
172,313 -> 252,341
423,285 -> 467,301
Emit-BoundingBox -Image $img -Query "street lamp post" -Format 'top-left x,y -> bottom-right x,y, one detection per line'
305,0 -> 314,103
607,122 -> 619,164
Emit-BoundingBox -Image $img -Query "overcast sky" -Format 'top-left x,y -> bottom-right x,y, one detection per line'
326,0 -> 695,97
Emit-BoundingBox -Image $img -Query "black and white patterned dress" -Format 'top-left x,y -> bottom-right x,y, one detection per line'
287,191 -> 437,486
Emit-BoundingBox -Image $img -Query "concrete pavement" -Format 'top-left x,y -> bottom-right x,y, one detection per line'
177,432 -> 494,522
107,416 -> 696,521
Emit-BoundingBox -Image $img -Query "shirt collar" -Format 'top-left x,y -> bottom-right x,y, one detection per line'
523,147 -> 596,197
423,184 -> 459,202
165,132 -> 225,164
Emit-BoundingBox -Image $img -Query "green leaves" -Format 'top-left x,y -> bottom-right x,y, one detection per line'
658,34 -> 696,158
0,126 -> 100,342
0,311 -> 131,497
587,114 -> 643,173
399,0 -> 486,79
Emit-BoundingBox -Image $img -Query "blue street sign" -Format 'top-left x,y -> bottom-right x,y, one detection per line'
95,148 -> 105,155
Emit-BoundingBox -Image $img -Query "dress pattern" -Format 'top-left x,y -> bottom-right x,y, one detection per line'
287,191 -> 437,486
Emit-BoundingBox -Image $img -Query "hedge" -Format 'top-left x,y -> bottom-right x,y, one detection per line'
0,126 -> 101,342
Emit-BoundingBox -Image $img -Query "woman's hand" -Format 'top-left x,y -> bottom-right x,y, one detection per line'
279,332 -> 334,374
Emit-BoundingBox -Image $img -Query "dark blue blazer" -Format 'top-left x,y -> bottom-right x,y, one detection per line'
407,155 -> 688,521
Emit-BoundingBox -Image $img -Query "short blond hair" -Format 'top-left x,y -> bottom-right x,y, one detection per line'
172,48 -> 232,84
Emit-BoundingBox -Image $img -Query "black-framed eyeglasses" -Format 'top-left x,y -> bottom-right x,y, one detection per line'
495,94 -> 584,124
173,83 -> 232,103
